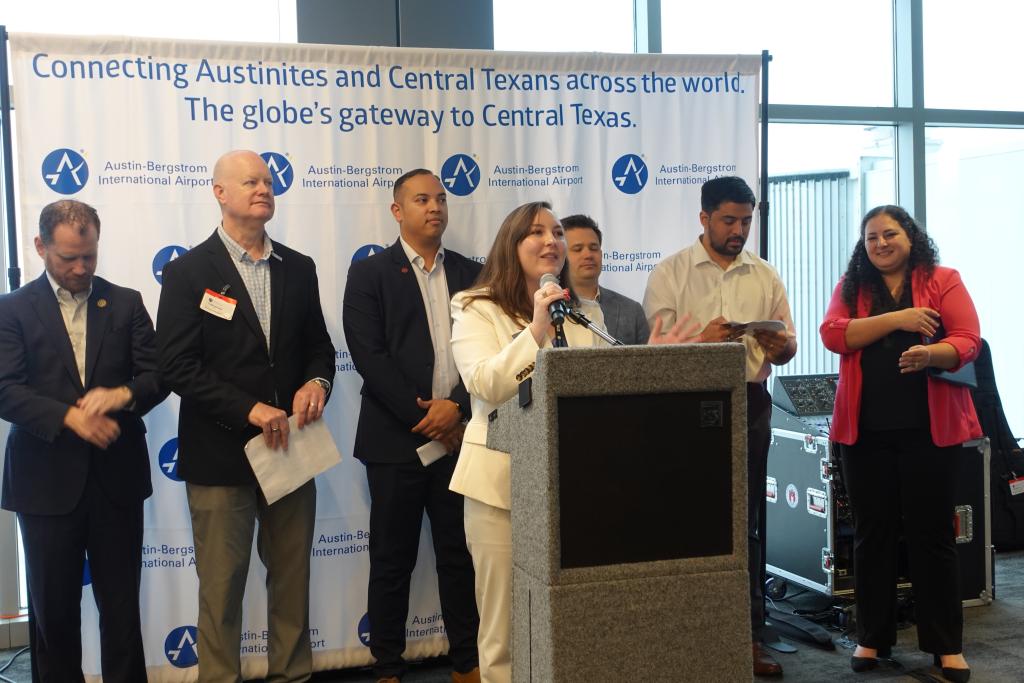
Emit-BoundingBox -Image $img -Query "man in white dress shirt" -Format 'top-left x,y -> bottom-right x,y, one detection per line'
643,176 -> 796,678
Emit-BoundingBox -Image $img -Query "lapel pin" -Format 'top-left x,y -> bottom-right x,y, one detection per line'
96,299 -> 108,308
400,266 -> 409,273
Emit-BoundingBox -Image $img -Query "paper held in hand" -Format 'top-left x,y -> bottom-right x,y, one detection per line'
244,415 -> 342,504
725,319 -> 787,335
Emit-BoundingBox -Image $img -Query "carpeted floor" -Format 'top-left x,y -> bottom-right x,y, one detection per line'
2,550 -> 1021,682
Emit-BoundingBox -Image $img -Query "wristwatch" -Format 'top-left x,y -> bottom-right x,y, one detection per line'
309,378 -> 331,395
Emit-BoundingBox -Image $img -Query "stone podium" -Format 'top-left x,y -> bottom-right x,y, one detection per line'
486,343 -> 752,682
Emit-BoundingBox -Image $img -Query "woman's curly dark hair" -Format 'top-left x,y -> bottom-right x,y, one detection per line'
840,205 -> 939,315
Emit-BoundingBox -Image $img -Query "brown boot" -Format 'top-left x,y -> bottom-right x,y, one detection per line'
753,642 -> 783,677
451,666 -> 481,683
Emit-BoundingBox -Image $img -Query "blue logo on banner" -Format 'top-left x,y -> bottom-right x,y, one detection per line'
440,154 -> 480,196
357,612 -> 371,646
152,245 -> 188,285
82,557 -> 92,586
41,148 -> 89,194
611,154 -> 647,195
352,244 -> 387,263
158,438 -> 182,482
260,151 -> 293,195
165,625 -> 199,667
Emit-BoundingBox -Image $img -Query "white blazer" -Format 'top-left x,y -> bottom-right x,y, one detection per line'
448,289 -> 607,510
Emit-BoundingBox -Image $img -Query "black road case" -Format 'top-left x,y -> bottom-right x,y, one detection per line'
765,411 -> 992,607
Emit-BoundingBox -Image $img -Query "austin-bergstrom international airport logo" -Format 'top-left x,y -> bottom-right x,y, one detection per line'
441,154 -> 480,196
260,151 -> 294,195
152,245 -> 188,285
165,625 -> 199,667
41,148 -> 89,195
158,438 -> 182,482
357,612 -> 371,647
611,153 -> 648,195
352,244 -> 387,263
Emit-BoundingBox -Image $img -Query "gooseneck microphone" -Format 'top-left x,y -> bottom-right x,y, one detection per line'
539,272 -> 570,325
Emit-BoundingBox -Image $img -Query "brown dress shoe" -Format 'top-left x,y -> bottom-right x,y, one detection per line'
753,642 -> 783,677
376,678 -> 400,683
451,667 -> 481,683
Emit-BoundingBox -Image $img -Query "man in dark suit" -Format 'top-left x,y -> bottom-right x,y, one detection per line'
156,150 -> 335,682
562,214 -> 650,345
0,199 -> 166,682
343,169 -> 481,683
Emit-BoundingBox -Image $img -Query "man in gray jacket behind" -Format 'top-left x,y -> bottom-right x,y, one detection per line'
562,214 -> 650,345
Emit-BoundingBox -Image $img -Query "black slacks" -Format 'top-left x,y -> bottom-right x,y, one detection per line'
365,455 -> 480,678
19,463 -> 146,683
746,382 -> 773,634
840,428 -> 963,654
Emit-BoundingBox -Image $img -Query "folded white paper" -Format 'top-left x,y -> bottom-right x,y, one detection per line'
244,416 -> 342,505
417,439 -> 449,467
726,319 -> 787,334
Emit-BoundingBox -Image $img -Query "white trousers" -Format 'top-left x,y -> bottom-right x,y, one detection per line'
463,497 -> 512,683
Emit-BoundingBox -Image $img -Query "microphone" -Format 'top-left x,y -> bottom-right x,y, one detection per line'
539,272 -> 570,324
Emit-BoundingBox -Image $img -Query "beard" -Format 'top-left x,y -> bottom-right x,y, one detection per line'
711,235 -> 746,256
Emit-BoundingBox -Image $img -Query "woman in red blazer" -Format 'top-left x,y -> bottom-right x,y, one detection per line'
820,205 -> 980,682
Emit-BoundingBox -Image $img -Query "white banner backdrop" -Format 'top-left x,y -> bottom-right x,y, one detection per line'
9,33 -> 760,680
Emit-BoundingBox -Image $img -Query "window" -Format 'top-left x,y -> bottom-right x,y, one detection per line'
0,0 -> 297,42
662,0 -> 894,106
925,127 -> 1024,435
493,0 -> 636,53
924,2 -> 1024,111
767,123 -> 896,377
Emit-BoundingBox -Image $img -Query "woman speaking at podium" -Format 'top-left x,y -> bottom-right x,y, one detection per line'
820,205 -> 981,682
448,201 -> 696,682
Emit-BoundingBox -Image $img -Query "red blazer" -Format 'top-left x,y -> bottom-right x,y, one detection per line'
820,265 -> 982,447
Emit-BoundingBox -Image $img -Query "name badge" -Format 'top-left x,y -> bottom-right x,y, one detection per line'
200,289 -> 237,320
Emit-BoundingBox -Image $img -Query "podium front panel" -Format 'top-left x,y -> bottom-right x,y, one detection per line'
558,391 -> 733,568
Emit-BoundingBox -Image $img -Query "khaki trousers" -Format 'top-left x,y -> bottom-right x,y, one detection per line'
187,480 -> 316,683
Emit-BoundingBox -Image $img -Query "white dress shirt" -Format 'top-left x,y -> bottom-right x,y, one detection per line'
643,237 -> 796,383
46,271 -> 90,384
399,237 -> 459,402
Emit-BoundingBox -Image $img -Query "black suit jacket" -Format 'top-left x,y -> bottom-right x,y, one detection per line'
342,240 -> 481,464
0,274 -> 166,515
156,230 -> 336,485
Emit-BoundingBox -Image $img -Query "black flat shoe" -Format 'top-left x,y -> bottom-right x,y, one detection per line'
851,646 -> 892,673
933,654 -> 971,682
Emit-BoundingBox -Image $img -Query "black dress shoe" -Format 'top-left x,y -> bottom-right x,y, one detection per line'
934,654 -> 971,682
753,642 -> 783,677
850,646 -> 891,673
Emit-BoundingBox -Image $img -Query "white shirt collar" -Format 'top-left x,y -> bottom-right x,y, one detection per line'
399,235 -> 445,271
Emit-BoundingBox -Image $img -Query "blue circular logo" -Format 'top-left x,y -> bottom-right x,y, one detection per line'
440,154 -> 480,196
352,244 -> 387,263
164,625 -> 199,667
611,154 -> 648,195
152,245 -> 188,285
260,151 -> 293,195
158,438 -> 182,482
357,612 -> 371,646
82,558 -> 92,586
41,148 -> 89,194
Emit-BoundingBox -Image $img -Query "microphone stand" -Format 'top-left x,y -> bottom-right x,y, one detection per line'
565,308 -> 624,346
552,319 -> 568,348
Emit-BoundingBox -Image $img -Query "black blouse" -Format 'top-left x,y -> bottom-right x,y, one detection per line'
858,281 -> 930,431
